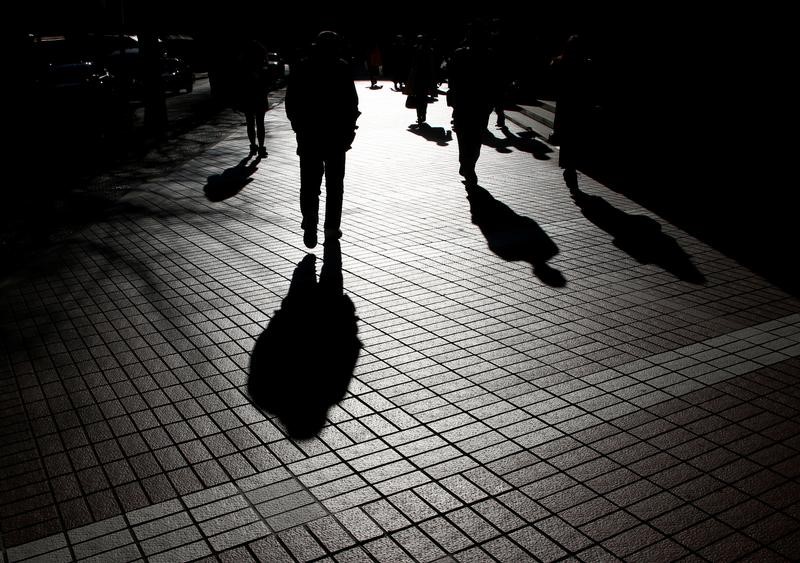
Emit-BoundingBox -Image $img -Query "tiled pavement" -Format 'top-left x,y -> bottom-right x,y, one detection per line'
2,81 -> 800,562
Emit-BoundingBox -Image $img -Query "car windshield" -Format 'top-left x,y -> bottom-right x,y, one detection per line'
48,62 -> 96,83
161,58 -> 180,71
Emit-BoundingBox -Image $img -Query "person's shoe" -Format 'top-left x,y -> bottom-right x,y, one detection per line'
459,165 -> 478,185
324,228 -> 342,241
257,146 -> 268,158
563,169 -> 578,189
303,229 -> 318,249
249,144 -> 258,155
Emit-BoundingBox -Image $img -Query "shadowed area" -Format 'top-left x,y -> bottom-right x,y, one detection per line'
466,183 -> 566,287
248,241 -> 361,439
569,183 -> 706,284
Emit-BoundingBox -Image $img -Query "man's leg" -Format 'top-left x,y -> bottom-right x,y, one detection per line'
461,112 -> 490,183
455,121 -> 480,183
416,99 -> 427,124
323,151 -> 346,238
495,103 -> 506,127
245,111 -> 257,153
256,109 -> 267,157
299,152 -> 324,247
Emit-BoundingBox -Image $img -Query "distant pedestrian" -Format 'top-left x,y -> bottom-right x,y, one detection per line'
551,34 -> 593,189
488,18 -> 511,128
366,43 -> 383,88
235,39 -> 270,158
285,31 -> 360,249
387,34 -> 410,91
405,34 -> 437,125
447,22 -> 497,184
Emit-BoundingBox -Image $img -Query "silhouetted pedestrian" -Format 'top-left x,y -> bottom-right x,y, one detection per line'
366,43 -> 383,88
387,34 -> 410,91
236,39 -> 270,158
551,34 -> 593,188
447,22 -> 496,184
489,19 -> 511,128
405,34 -> 437,125
285,31 -> 360,249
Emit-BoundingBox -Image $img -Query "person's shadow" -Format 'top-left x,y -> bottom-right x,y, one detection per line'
203,155 -> 260,202
569,184 -> 705,284
408,123 -> 452,146
466,184 -> 566,287
248,240 -> 361,439
482,127 -> 552,159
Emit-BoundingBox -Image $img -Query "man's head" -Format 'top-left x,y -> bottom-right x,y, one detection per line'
313,30 -> 341,60
465,20 -> 488,49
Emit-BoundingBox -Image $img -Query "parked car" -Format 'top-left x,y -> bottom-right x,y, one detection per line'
105,47 -> 194,99
38,59 -> 113,93
161,56 -> 194,93
161,33 -> 205,72
31,57 -> 130,148
266,51 -> 289,83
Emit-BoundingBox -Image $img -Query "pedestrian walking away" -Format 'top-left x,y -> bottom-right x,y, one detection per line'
405,34 -> 437,125
235,39 -> 271,158
285,30 -> 361,249
447,21 -> 497,185
551,33 -> 594,190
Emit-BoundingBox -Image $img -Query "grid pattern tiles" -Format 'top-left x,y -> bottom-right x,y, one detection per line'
2,83 -> 800,562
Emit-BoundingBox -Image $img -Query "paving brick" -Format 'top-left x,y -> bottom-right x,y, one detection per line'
208,521 -> 271,553
72,529 -> 135,560
140,525 -> 203,556
247,535 -> 294,563
278,526 -> 326,562
483,535 -> 534,562
5,533 -> 68,562
192,493 -> 249,522
320,485 -> 381,513
331,546 -> 373,563
361,499 -> 411,532
446,507 -> 500,543
334,507 -> 383,542
392,527 -> 446,563
307,516 -> 357,553
133,510 -> 194,541
199,506 -> 261,538
267,502 -> 328,532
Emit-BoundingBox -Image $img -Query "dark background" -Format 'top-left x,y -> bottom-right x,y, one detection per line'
8,1 -> 798,294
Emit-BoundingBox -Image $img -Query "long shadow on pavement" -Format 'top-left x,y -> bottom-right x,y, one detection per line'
248,240 -> 361,439
466,183 -> 566,287
482,127 -> 552,160
407,123 -> 452,146
204,155 -> 261,202
569,183 -> 706,284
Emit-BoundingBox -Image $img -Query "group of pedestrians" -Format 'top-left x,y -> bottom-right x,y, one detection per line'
233,25 -> 593,250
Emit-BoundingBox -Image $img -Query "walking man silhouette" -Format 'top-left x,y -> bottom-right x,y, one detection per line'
447,22 -> 496,185
286,31 -> 360,249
